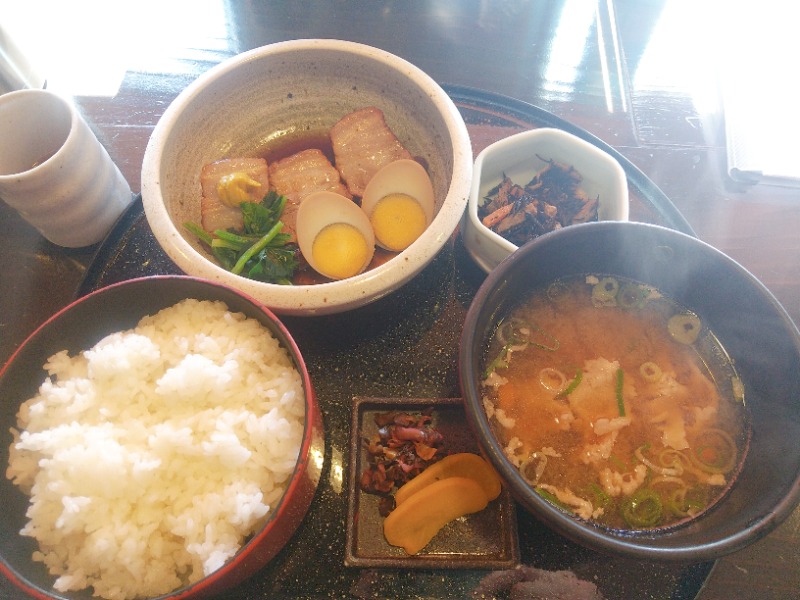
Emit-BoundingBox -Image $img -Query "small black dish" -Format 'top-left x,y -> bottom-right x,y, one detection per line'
346,396 -> 519,569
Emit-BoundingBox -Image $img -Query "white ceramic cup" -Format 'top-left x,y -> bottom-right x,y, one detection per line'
0,89 -> 133,247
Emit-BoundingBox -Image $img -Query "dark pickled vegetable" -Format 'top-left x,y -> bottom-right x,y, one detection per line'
359,409 -> 447,509
478,157 -> 598,246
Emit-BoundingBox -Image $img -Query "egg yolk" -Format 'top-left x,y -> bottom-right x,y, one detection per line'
370,193 -> 427,251
311,223 -> 370,280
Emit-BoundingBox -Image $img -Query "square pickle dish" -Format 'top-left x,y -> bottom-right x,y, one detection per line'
345,397 -> 520,569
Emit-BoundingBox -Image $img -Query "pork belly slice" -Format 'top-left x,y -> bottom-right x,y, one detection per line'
269,148 -> 350,203
200,157 -> 269,233
329,106 -> 413,197
269,148 -> 351,243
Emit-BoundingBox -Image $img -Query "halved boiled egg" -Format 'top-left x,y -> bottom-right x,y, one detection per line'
296,191 -> 376,280
360,159 -> 435,252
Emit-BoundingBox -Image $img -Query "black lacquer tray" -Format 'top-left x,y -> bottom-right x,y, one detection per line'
75,87 -> 711,599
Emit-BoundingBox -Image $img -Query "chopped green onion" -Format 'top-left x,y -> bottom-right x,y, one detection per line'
497,318 -> 560,351
547,280 -> 569,302
539,368 -> 567,392
496,318 -> 526,345
485,318 -> 560,379
588,483 -> 613,511
592,277 -> 619,306
620,488 -> 663,528
482,347 -> 511,378
556,368 -> 583,398
689,428 -> 737,474
617,283 -> 648,309
639,361 -> 662,383
535,487 -> 570,511
666,486 -> 706,517
615,367 -> 625,416
528,323 -> 559,352
667,313 -> 701,344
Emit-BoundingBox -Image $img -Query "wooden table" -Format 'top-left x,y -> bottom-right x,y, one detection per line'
1,2 -> 798,598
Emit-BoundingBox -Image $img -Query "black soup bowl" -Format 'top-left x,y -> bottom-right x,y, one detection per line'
459,221 -> 800,561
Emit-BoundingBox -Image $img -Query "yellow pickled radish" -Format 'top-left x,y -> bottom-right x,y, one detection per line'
394,452 -> 501,506
383,476 -> 489,555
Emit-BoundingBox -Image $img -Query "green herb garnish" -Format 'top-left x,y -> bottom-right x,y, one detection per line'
184,191 -> 298,284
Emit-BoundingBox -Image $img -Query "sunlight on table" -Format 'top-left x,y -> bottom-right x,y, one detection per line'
2,0 -> 232,96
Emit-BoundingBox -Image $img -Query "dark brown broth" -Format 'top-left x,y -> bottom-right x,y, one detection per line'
258,129 -> 335,165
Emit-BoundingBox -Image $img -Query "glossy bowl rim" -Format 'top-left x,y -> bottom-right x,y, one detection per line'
141,39 -> 473,316
0,275 -> 322,599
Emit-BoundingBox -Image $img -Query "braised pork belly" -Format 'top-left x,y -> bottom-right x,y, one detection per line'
330,106 -> 412,197
200,157 -> 270,232
269,148 -> 351,242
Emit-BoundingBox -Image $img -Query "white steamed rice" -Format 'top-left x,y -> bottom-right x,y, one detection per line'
5,299 -> 305,600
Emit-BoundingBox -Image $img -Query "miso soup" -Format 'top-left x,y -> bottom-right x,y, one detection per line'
480,274 -> 749,530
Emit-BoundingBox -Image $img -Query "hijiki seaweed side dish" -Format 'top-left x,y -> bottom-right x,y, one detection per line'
478,156 -> 598,246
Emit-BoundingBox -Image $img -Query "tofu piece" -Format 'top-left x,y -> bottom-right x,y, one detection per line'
329,106 -> 412,197
200,157 -> 269,232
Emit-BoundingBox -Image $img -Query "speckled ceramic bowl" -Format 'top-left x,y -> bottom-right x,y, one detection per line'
463,127 -> 629,273
0,276 -> 324,599
141,39 -> 472,316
